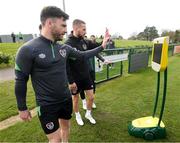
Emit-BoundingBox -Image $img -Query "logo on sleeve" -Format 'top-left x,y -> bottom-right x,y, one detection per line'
59,49 -> 66,58
39,53 -> 46,59
46,122 -> 54,130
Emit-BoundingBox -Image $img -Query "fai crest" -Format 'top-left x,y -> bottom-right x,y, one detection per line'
82,44 -> 87,50
46,122 -> 54,130
59,49 -> 66,58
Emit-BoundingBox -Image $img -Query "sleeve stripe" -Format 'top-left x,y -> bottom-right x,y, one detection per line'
15,63 -> 21,71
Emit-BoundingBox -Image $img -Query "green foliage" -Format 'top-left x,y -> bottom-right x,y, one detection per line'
0,43 -> 21,68
128,26 -> 159,41
143,26 -> 159,41
161,30 -> 175,43
0,52 -> 11,64
174,30 -> 180,43
161,30 -> 180,43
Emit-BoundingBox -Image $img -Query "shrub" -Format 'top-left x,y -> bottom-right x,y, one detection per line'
0,52 -> 11,64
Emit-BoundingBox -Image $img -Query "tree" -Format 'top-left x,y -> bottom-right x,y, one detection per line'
174,30 -> 180,43
111,33 -> 123,40
161,30 -> 175,43
118,35 -> 123,40
132,26 -> 159,41
143,26 -> 159,41
128,32 -> 137,40
137,32 -> 146,40
128,36 -> 137,40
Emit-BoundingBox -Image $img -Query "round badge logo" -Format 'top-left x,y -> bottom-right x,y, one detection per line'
46,122 -> 54,130
39,53 -> 46,59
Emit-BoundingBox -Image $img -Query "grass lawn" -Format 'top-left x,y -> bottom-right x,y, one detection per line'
0,54 -> 179,142
0,40 -> 152,55
0,80 -> 36,121
115,39 -> 152,48
0,43 -> 22,55
0,40 -> 152,69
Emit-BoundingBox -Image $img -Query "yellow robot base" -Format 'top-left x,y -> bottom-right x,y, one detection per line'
128,116 -> 166,140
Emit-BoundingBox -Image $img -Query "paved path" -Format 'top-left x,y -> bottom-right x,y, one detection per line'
0,108 -> 37,131
0,68 -> 14,82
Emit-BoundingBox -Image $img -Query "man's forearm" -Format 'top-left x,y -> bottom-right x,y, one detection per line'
84,46 -> 104,59
15,71 -> 28,111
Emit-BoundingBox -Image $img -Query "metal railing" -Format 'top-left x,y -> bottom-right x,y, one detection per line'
95,48 -> 129,84
95,44 -> 175,84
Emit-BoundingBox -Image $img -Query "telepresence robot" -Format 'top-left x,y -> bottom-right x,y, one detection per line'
128,37 -> 169,140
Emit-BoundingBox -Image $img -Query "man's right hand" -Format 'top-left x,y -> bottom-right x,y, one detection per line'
19,110 -> 32,121
102,28 -> 110,49
69,82 -> 77,94
104,59 -> 112,65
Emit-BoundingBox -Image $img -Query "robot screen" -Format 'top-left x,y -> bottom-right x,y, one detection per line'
153,44 -> 162,64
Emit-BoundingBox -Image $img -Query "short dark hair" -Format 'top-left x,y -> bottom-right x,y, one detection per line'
39,24 -> 42,31
73,19 -> 85,26
40,6 -> 69,25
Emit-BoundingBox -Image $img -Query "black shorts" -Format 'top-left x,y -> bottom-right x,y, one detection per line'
90,70 -> 95,81
90,71 -> 96,93
37,98 -> 72,134
72,77 -> 94,95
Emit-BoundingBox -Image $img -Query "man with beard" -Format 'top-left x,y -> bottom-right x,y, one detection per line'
80,35 -> 111,110
65,20 -> 109,126
15,6 -> 110,142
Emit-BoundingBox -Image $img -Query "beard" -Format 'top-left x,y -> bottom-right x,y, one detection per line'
76,30 -> 85,39
51,27 -> 64,41
77,33 -> 84,39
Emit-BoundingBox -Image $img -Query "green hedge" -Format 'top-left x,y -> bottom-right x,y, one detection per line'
0,52 -> 11,64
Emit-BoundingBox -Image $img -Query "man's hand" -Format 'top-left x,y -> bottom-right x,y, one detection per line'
19,110 -> 32,121
104,59 -> 112,65
69,82 -> 77,94
102,28 -> 110,49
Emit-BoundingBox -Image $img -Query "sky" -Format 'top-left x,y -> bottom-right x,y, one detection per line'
0,0 -> 179,39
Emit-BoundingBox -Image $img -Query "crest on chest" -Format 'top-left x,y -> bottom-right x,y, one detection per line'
82,44 -> 87,50
59,49 -> 66,58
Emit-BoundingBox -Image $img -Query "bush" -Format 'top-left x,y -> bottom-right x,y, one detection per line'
0,52 -> 11,64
